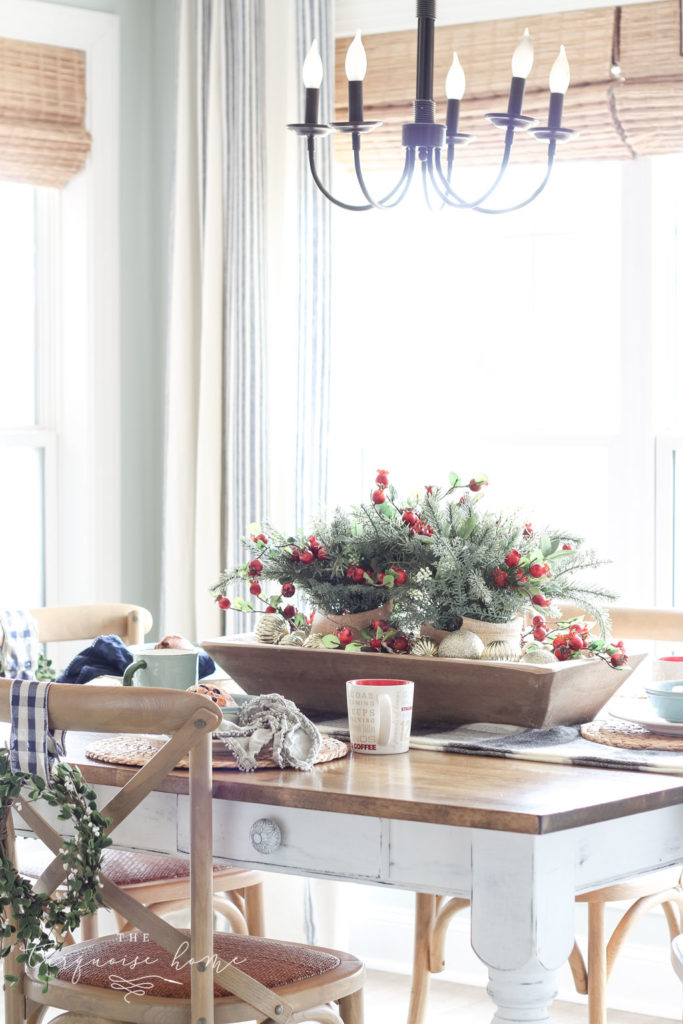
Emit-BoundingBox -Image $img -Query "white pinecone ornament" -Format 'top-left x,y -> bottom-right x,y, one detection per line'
302,633 -> 326,650
438,630 -> 485,659
520,646 -> 556,665
279,632 -> 305,647
255,614 -> 288,644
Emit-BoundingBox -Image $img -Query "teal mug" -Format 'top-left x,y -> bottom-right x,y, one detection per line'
122,648 -> 199,691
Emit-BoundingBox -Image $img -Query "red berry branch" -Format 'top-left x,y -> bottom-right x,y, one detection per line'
523,617 -> 628,669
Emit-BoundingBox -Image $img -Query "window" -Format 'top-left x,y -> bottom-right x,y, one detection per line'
0,182 -> 52,606
329,154 -> 683,609
0,1 -> 120,611
653,154 -> 683,607
328,150 -> 683,1017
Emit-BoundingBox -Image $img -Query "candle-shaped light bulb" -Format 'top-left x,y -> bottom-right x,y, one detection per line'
546,45 -> 570,129
511,28 -> 534,79
302,39 -> 323,125
302,39 -> 323,89
549,45 -> 570,94
445,52 -> 466,100
345,30 -> 367,82
345,29 -> 366,121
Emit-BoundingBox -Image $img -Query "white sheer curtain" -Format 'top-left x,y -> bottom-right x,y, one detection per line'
161,0 -> 268,640
294,0 -> 334,530
161,0 -> 340,950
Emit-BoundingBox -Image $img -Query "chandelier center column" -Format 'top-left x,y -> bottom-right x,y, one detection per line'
415,0 -> 437,123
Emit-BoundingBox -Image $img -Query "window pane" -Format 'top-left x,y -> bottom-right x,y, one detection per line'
0,447 -> 44,606
0,183 -> 36,427
328,161 -> 623,592
674,448 -> 683,606
330,160 -> 622,448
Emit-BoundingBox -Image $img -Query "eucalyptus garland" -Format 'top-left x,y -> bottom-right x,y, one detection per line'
0,748 -> 112,991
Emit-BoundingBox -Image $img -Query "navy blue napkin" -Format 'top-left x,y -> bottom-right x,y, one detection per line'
58,634 -> 215,685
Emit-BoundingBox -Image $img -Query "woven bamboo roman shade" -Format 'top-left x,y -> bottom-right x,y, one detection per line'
0,37 -> 92,188
334,0 -> 683,167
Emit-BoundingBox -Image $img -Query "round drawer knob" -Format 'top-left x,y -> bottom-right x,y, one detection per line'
250,818 -> 281,854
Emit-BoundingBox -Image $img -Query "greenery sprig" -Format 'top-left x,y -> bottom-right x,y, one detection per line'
212,467 -> 615,635
212,500 -> 434,617
403,483 -> 614,634
0,750 -> 112,991
35,654 -> 57,682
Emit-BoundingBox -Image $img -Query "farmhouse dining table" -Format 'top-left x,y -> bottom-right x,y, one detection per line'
53,733 -> 683,1024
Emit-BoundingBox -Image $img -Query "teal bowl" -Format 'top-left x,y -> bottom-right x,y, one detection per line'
646,680 -> 683,722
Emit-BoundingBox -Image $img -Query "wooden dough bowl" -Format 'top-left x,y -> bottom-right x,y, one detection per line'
201,636 -> 646,729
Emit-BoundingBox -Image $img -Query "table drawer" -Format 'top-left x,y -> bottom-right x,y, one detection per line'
13,786 -> 181,859
387,819 -> 472,894
178,799 -> 383,881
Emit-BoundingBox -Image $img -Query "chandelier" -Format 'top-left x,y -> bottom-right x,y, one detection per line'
287,1 -> 576,213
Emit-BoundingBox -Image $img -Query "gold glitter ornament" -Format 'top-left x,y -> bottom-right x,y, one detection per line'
437,630 -> 485,659
411,637 -> 439,657
255,614 -> 288,644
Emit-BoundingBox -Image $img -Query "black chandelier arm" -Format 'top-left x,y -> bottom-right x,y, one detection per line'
432,129 -> 515,209
382,147 -> 417,206
474,138 -> 557,214
427,150 -> 511,211
306,138 -> 416,212
352,142 -> 416,209
307,137 -> 374,211
427,155 -> 466,209
421,161 -> 434,210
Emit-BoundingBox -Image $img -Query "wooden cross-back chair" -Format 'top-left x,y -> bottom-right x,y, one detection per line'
29,604 -> 154,648
409,605 -> 683,1024
0,680 -> 364,1024
671,934 -> 683,1018
21,604 -> 265,942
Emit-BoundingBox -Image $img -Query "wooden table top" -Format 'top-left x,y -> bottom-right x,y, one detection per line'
67,733 -> 683,836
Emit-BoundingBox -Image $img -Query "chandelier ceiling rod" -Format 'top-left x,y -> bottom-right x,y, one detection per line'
287,1 -> 577,213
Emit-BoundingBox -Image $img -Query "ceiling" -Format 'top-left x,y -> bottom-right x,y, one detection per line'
335,0 -> 670,36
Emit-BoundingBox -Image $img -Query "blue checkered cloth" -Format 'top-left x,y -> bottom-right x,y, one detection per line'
0,608 -> 39,680
9,679 -> 64,785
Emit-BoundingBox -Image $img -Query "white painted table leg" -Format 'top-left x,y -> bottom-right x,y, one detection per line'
486,959 -> 558,1023
470,831 -> 577,1023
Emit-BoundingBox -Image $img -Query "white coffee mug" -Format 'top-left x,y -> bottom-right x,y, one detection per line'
346,679 -> 414,755
652,656 -> 683,683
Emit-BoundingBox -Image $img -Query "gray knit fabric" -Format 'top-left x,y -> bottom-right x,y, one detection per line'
214,694 -> 321,772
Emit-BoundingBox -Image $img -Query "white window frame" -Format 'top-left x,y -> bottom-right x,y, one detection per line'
655,435 -> 683,607
0,0 -> 121,606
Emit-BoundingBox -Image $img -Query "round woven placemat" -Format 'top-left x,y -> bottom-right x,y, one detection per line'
85,734 -> 349,771
580,720 -> 683,751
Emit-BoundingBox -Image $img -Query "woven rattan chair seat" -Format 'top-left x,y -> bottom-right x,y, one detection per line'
46,931 -> 354,999
19,843 -> 239,887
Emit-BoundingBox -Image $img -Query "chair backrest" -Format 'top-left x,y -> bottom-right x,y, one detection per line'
30,603 -> 153,646
557,603 -> 683,642
0,681 -> 293,1023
